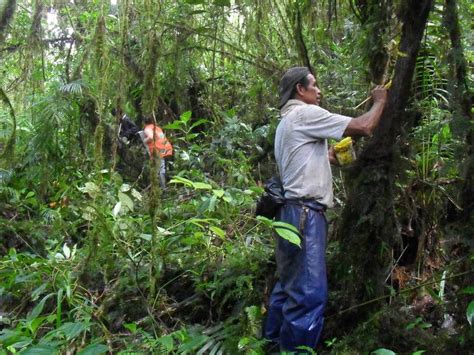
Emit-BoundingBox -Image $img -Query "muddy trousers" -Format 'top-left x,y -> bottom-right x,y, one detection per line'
264,201 -> 328,353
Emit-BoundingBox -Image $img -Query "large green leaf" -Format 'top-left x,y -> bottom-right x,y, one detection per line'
169,176 -> 194,187
295,345 -> 317,354
31,284 -> 48,301
256,217 -> 301,246
467,300 -> 474,326
20,345 -> 58,355
190,119 -> 209,129
123,322 -> 137,334
460,286 -> 474,295
193,182 -> 212,190
164,120 -> 184,130
372,349 -> 396,355
272,220 -> 300,234
112,201 -> 122,217
213,189 -> 225,198
180,111 -> 192,123
27,316 -> 47,334
77,344 -> 108,355
118,191 -> 134,211
56,322 -> 88,340
274,226 -> 300,247
78,182 -> 100,198
256,215 -> 272,226
27,294 -> 53,322
210,226 -> 226,239
9,338 -> 33,349
157,335 -> 174,352
0,329 -> 24,345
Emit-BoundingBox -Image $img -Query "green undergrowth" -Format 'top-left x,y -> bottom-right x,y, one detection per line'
329,296 -> 474,354
0,172 -> 273,353
0,107 -> 280,353
1,1 -> 473,351
1,106 -> 473,353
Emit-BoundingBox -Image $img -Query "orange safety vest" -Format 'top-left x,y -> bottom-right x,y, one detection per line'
144,124 -> 173,158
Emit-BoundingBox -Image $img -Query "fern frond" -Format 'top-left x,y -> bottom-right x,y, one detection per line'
414,51 -> 449,104
0,168 -> 13,184
59,80 -> 86,96
41,208 -> 58,223
0,185 -> 18,202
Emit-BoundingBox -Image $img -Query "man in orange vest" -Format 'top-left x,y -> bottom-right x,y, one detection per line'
142,116 -> 173,189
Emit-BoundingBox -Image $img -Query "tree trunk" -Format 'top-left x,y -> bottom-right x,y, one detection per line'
355,0 -> 392,84
0,0 -> 17,132
0,0 -> 16,44
0,88 -> 16,163
444,0 -> 474,224
293,3 -> 313,73
333,0 -> 433,312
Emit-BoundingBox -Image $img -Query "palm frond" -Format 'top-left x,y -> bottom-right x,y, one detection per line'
414,53 -> 450,104
59,80 -> 87,96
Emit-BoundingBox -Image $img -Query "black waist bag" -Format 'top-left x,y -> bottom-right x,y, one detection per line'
255,176 -> 285,219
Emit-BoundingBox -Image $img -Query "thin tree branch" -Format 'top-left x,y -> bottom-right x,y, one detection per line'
0,36 -> 74,54
174,45 -> 280,73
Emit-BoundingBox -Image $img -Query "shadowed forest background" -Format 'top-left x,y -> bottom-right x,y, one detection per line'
0,0 -> 473,354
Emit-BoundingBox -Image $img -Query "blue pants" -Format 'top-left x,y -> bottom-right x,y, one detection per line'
264,201 -> 328,352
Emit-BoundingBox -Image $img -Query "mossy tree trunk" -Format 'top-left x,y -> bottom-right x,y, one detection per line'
354,0 -> 393,84
0,1 -> 17,163
334,0 -> 433,312
0,0 -> 16,43
444,0 -> 474,225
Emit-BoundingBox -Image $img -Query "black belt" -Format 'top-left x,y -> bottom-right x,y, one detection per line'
285,198 -> 327,212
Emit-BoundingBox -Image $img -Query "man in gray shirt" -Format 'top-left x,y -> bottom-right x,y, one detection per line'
264,67 -> 387,352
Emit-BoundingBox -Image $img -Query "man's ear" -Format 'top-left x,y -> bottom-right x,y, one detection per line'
295,83 -> 305,96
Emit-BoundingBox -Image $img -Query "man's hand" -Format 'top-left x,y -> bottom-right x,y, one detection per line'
343,86 -> 388,137
372,86 -> 388,104
328,146 -> 339,165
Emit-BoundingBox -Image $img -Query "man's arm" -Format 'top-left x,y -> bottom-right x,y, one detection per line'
143,127 -> 153,143
343,86 -> 388,137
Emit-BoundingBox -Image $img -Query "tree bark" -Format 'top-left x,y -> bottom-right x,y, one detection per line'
0,0 -> 16,44
359,0 -> 392,84
333,0 -> 433,313
444,0 -> 474,223
0,87 -> 16,162
293,3 -> 313,73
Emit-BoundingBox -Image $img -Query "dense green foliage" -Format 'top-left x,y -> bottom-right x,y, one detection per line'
1,0 -> 473,354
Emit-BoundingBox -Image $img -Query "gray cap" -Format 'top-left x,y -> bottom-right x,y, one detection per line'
278,66 -> 311,108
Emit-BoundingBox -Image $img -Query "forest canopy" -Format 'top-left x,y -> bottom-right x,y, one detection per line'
0,0 -> 473,354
